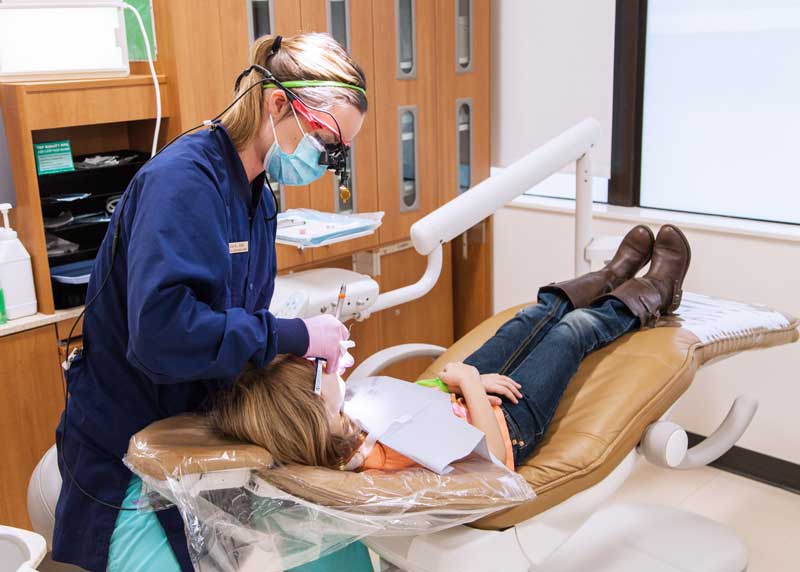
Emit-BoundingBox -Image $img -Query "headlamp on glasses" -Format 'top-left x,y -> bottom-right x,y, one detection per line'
234,58 -> 365,198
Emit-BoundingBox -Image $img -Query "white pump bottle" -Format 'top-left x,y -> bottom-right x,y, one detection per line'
0,203 -> 37,320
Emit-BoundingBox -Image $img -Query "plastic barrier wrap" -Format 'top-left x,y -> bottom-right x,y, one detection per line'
124,415 -> 535,572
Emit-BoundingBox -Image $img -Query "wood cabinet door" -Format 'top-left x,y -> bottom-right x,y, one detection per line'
0,327 -> 65,529
435,0 -> 494,338
152,0 -> 246,132
371,0 -> 439,244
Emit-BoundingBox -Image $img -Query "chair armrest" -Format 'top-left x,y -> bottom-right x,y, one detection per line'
638,395 -> 758,470
348,344 -> 447,381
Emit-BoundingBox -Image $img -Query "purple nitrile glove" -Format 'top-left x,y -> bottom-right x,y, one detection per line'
302,314 -> 349,374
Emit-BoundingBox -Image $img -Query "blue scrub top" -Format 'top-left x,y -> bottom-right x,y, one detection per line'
52,125 -> 308,572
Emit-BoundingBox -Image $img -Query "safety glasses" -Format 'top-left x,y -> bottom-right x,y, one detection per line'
291,99 -> 349,145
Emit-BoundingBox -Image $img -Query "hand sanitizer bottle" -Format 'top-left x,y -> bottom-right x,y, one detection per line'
0,203 -> 37,320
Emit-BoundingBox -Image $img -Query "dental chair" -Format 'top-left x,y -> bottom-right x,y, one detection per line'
28,120 -> 800,572
356,293 -> 798,572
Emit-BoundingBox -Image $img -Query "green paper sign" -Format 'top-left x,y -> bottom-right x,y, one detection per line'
124,0 -> 157,62
34,141 -> 75,175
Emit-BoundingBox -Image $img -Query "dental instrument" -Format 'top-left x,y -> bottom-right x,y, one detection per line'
334,284 -> 347,320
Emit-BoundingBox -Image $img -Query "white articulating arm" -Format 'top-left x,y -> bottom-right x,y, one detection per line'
368,118 -> 601,316
361,246 -> 443,318
410,119 -> 601,262
639,395 -> 758,470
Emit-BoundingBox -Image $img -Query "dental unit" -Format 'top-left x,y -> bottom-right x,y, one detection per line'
26,119 -> 799,572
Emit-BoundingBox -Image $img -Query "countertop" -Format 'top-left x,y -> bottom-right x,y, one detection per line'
0,306 -> 84,338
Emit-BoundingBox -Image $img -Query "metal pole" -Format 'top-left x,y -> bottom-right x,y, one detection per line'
574,150 -> 593,276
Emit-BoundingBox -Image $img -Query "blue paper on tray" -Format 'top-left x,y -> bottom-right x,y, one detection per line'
276,209 -> 383,247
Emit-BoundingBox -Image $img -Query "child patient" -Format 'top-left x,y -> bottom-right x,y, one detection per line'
211,225 -> 691,471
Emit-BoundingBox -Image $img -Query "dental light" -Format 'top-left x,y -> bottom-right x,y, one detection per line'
0,1 -> 130,82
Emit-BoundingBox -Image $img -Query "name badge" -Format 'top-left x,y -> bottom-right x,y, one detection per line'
229,241 -> 249,254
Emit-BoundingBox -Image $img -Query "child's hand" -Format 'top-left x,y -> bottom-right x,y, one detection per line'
480,374 -> 523,405
439,362 -> 481,394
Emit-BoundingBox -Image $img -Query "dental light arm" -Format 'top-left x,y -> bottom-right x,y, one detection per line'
365,246 -> 443,316
366,119 -> 601,318
410,118 -> 601,258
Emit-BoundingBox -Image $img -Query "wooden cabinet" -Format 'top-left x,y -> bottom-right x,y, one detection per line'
0,327 -> 65,529
435,0 -> 494,337
435,0 -> 492,205
371,0 -> 440,244
149,1 -> 241,135
0,77 -> 171,315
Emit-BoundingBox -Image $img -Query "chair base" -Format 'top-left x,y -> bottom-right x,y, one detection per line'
367,502 -> 747,572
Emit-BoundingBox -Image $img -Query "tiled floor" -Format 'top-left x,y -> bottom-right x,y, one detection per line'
601,461 -> 800,572
39,461 -> 800,572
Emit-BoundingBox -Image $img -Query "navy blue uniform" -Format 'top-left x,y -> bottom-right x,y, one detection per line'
53,126 -> 308,572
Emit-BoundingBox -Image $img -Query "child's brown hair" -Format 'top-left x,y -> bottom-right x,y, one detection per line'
210,355 -> 362,469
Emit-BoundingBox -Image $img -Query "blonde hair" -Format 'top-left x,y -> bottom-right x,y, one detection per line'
220,33 -> 368,150
210,355 -> 363,469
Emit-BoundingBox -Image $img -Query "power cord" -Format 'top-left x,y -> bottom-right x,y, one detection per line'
123,2 -> 161,157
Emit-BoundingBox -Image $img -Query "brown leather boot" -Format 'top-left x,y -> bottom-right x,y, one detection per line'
538,225 -> 655,309
596,224 -> 692,327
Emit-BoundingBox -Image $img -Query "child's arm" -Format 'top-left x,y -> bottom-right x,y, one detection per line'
440,363 -> 507,462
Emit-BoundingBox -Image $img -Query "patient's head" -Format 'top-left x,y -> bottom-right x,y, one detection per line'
210,354 -> 362,469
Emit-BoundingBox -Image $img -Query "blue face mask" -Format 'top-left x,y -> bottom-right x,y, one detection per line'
264,110 -> 327,186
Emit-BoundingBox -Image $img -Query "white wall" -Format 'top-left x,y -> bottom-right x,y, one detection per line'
491,1 -> 800,463
492,0 -> 616,176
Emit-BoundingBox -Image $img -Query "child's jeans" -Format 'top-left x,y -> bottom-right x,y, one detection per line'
464,292 -> 639,466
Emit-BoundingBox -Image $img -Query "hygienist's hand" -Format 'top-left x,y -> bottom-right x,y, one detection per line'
479,374 -> 523,405
303,314 -> 349,373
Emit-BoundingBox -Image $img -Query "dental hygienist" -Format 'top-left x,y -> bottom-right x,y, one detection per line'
53,33 -> 371,572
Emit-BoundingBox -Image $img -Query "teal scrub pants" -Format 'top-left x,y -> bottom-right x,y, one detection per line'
108,476 -> 373,572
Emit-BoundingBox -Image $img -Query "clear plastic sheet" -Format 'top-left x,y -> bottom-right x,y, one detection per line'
124,415 -> 535,572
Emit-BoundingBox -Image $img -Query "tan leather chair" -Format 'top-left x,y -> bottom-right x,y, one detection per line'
117,293 -> 799,572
